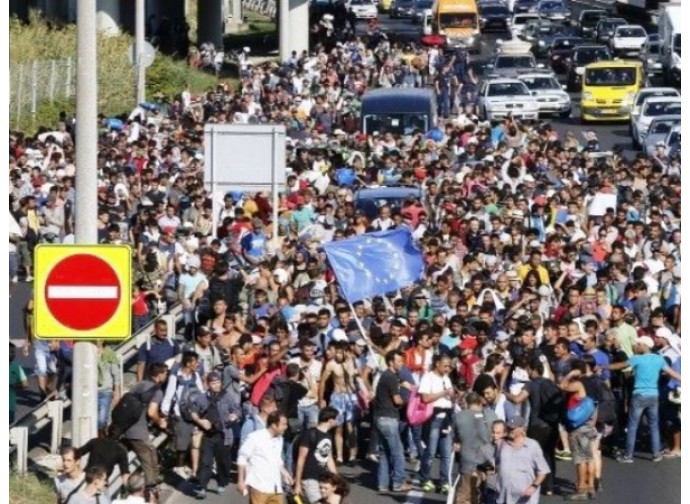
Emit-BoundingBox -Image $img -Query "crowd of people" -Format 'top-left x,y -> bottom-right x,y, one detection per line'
9,18 -> 682,504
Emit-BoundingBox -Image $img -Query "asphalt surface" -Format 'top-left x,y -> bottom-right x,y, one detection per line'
13,3 -> 680,501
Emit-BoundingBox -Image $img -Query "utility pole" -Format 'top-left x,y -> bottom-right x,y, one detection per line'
279,0 -> 290,63
135,0 -> 146,104
72,0 -> 100,449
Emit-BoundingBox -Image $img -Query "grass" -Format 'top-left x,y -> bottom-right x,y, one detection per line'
10,10 -> 221,134
9,471 -> 55,504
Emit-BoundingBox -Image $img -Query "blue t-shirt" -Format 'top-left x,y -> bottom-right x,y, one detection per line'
629,353 -> 667,397
440,334 -> 460,355
668,358 -> 681,391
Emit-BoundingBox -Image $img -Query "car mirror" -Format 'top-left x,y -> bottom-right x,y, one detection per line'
531,90 -> 538,96
562,84 -> 567,90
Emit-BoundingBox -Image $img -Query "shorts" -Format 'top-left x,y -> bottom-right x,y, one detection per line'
569,424 -> 599,464
330,392 -> 356,426
174,418 -> 199,451
34,341 -> 57,377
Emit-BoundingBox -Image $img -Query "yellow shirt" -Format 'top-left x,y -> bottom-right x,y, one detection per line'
518,264 -> 551,285
243,199 -> 258,217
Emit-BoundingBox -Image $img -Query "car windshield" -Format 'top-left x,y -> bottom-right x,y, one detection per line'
553,38 -> 582,49
575,47 -> 612,64
674,34 -> 681,56
514,15 -> 538,24
415,0 -> 432,7
601,20 -> 624,31
495,56 -> 534,68
439,13 -> 478,28
668,131 -> 680,145
541,1 -> 564,9
649,120 -> 679,135
582,11 -> 606,23
646,42 -> 660,55
363,114 -> 429,135
584,67 -> 637,86
350,0 -> 374,4
487,82 -> 530,96
521,76 -> 561,89
482,5 -> 509,14
618,27 -> 645,37
637,91 -> 677,105
544,26 -> 570,36
643,101 -> 682,116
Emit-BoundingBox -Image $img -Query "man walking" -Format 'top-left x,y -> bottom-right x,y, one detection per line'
294,407 -> 339,503
497,416 -> 550,504
606,336 -> 682,462
373,350 -> 412,493
237,412 -> 293,504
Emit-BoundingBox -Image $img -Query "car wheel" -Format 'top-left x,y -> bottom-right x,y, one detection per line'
559,109 -> 571,119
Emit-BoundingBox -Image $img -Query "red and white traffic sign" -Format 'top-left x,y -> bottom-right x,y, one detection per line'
44,254 -> 121,331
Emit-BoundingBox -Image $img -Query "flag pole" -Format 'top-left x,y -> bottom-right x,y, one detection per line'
347,300 -> 378,355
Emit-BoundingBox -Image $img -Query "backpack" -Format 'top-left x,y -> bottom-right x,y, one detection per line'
566,396 -> 596,430
175,373 -> 203,422
406,387 -> 434,426
594,380 -> 616,425
267,374 -> 290,410
538,378 -> 565,425
110,384 -> 160,438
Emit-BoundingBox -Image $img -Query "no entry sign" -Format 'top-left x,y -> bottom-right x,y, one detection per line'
35,245 -> 132,340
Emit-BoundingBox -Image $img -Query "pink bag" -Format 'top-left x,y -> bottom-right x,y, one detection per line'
406,387 -> 434,426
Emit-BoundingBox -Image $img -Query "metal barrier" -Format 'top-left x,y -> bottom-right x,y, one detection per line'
9,305 -> 183,475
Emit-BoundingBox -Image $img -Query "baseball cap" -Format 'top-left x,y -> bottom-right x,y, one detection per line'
655,327 -> 673,340
331,329 -> 349,342
637,336 -> 655,349
506,416 -> 526,429
186,255 -> 201,269
495,331 -> 510,343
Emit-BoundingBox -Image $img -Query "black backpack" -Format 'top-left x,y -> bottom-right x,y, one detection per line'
538,378 -> 565,425
594,380 -> 617,425
110,384 -> 160,438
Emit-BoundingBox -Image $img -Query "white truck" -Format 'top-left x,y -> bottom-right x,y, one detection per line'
657,4 -> 681,87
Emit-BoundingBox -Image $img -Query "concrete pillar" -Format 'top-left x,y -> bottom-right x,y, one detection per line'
197,0 -> 224,48
230,0 -> 242,20
96,0 -> 122,35
288,0 -> 309,57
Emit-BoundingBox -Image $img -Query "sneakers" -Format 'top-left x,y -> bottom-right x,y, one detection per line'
555,450 -> 572,461
616,455 -> 634,464
212,486 -> 225,494
25,275 -> 33,282
439,483 -> 451,494
173,466 -> 190,480
421,480 -> 436,492
412,459 -> 422,473
652,454 -> 664,463
366,453 -> 379,463
392,482 -> 413,492
193,488 -> 206,500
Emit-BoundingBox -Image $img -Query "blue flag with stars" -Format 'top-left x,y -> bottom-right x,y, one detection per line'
322,229 -> 425,303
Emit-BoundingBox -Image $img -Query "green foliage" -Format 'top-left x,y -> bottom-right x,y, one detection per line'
9,471 -> 56,504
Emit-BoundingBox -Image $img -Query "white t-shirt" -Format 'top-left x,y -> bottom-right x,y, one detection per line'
289,357 -> 323,407
417,371 -> 453,409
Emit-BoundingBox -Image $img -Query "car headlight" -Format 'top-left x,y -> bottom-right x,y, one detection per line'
539,40 -> 545,46
623,92 -> 635,105
575,67 -> 584,75
582,92 -> 593,101
564,9 -> 570,16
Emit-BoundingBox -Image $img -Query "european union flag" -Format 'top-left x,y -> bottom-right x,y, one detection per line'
322,229 -> 425,303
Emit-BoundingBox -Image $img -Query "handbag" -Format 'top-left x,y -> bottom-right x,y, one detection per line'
566,396 -> 596,430
407,387 -> 434,426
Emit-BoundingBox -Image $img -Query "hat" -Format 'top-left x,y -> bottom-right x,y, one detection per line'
186,255 -> 201,269
637,336 -> 655,349
655,327 -> 673,340
162,226 -> 176,235
524,174 -> 535,183
460,338 -> 478,351
506,270 -> 519,280
354,338 -> 367,347
537,285 -> 551,297
331,329 -> 349,342
207,371 -> 222,383
529,239 -> 541,249
512,210 -> 524,219
495,331 -> 510,343
506,416 -> 526,429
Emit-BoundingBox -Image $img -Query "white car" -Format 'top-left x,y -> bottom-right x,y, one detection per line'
478,78 -> 540,121
519,73 -> 571,118
629,87 -> 681,132
610,25 -> 647,55
509,13 -> 540,39
347,0 -> 378,19
631,96 -> 682,148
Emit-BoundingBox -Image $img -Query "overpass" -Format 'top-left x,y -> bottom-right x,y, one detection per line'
10,0 -> 308,61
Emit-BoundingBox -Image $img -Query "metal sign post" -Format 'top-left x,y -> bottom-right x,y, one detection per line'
72,0 -> 100,449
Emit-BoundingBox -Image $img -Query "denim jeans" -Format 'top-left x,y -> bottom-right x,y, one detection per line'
420,415 -> 453,483
626,394 -> 661,457
298,403 -> 320,430
401,421 -> 423,459
97,390 -> 113,430
376,416 -> 406,489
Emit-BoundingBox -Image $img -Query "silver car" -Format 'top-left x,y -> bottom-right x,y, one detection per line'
390,0 -> 415,18
643,115 -> 680,155
641,34 -> 662,76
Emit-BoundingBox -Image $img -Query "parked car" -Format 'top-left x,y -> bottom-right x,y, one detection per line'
390,0 -> 415,18
348,0 -> 379,19
565,45 -> 613,91
610,24 -> 647,56
593,17 -> 627,45
510,13 -> 540,38
631,96 -> 681,148
518,73 -> 571,117
514,0 -> 539,13
486,52 -> 545,78
547,36 -> 585,73
537,0 -> 570,21
479,2 -> 512,32
643,115 -> 681,155
575,9 -> 608,38
628,87 -> 680,132
532,23 -> 576,57
641,34 -> 663,77
478,78 -> 540,120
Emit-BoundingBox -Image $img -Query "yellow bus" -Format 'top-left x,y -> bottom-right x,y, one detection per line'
432,0 -> 480,52
580,60 -> 645,122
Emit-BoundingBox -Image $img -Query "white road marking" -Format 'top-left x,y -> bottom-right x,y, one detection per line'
47,286 -> 118,299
